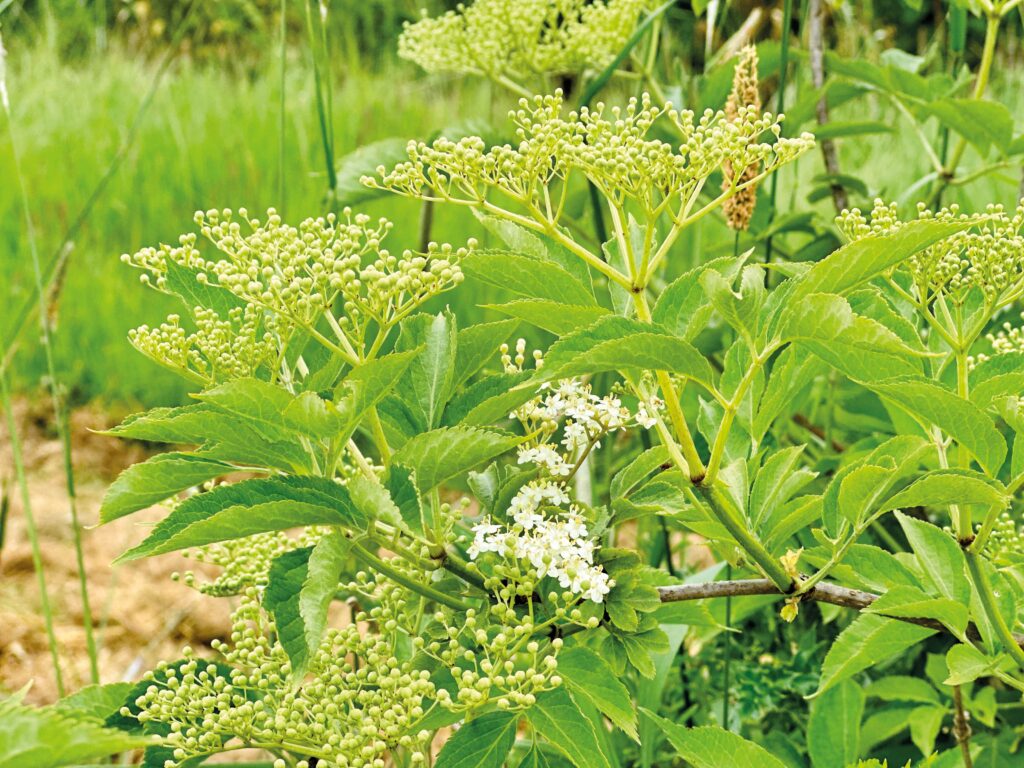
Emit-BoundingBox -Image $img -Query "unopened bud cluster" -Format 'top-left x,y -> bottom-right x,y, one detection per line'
175,528 -> 326,596
129,591 -> 437,767
367,90 -> 813,233
981,508 -> 1024,563
129,305 -> 276,385
399,0 -> 649,81
838,199 -> 1024,304
420,606 -> 565,711
122,208 -> 469,377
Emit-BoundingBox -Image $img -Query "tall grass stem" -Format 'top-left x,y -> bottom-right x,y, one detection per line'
3,61 -> 100,685
764,0 -> 794,268
0,369 -> 65,696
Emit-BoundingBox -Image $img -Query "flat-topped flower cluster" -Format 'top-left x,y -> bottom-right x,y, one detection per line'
366,90 -> 814,231
399,0 -> 651,82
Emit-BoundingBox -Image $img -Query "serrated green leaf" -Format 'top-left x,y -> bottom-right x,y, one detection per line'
486,300 -> 611,336
451,318 -> 521,392
788,219 -> 974,302
536,315 -> 717,391
264,546 -> 315,676
701,264 -> 765,345
99,452 -> 234,523
814,615 -> 936,697
652,257 -> 739,341
808,681 -> 864,768
433,711 -> 518,768
557,646 -> 638,741
395,311 -> 458,432
52,683 -> 135,723
163,257 -> 245,319
462,250 -> 596,306
782,293 -> 923,381
334,350 -> 418,438
864,585 -> 969,636
0,701 -> 152,768
870,377 -> 1007,475
749,447 -> 816,529
944,643 -> 1012,685
393,426 -> 521,492
442,370 -> 536,427
864,675 -> 940,704
926,98 -> 1014,155
387,465 -> 424,533
643,713 -> 788,768
197,377 -> 343,440
895,512 -> 970,604
116,476 -> 365,562
294,532 -> 351,677
884,469 -> 1008,514
527,688 -> 613,768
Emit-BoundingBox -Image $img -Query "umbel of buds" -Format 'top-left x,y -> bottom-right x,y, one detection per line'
398,0 -> 650,82
366,90 -> 814,235
838,198 -> 1024,305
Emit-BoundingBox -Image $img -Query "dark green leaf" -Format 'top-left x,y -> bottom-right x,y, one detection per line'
393,426 -> 522,491
644,713 -> 788,768
99,452 -> 234,524
116,476 -> 366,562
808,681 -> 864,768
557,646 -> 638,741
527,688 -> 613,768
433,711 -> 518,768
814,615 -> 936,697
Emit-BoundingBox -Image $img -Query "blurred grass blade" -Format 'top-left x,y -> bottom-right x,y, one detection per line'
1,370 -> 65,696
577,0 -> 676,108
2,37 -> 100,684
305,0 -> 338,209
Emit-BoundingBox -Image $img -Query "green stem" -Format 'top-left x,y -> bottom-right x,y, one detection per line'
953,349 -> 972,539
441,549 -> 489,592
5,86 -> 99,684
696,483 -> 793,591
1,371 -> 65,696
632,292 -> 706,479
965,549 -> 1024,668
351,542 -> 473,611
764,0 -> 794,269
942,13 -> 1001,185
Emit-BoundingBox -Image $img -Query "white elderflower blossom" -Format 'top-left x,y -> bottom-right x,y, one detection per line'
470,480 -> 613,603
467,340 -> 664,604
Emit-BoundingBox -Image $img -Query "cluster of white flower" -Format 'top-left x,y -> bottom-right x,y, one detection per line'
469,479 -> 612,602
465,341 -> 663,604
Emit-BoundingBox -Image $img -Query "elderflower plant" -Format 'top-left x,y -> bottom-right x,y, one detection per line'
121,207 -> 470,380
399,0 -> 651,88
369,91 -> 811,233
838,198 -> 1024,307
129,591 -> 438,767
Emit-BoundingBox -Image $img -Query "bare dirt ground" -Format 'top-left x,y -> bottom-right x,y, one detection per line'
0,400 -> 235,706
